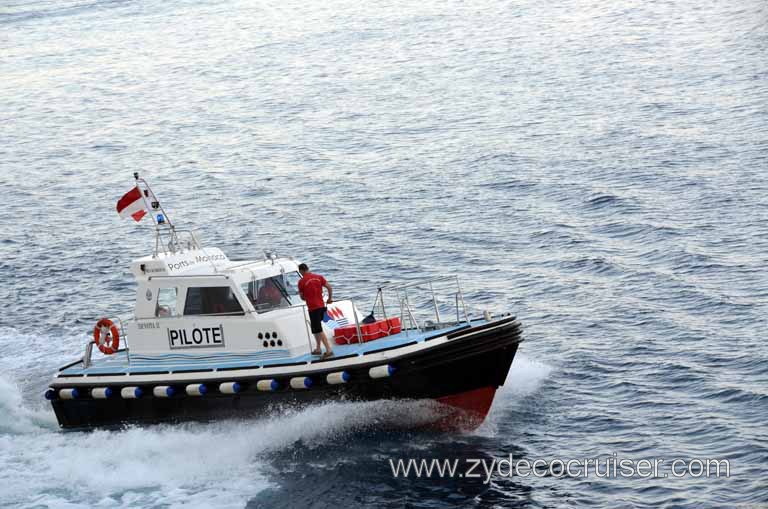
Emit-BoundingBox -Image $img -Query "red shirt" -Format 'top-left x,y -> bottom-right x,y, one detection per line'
298,272 -> 327,311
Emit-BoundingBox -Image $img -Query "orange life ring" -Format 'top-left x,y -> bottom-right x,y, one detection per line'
94,318 -> 120,355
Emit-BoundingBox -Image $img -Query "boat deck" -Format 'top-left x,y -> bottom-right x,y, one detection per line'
58,321 -> 479,377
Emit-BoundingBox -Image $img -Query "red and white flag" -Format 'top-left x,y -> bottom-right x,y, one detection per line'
116,187 -> 147,222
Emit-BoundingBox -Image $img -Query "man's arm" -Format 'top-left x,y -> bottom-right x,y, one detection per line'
324,282 -> 333,304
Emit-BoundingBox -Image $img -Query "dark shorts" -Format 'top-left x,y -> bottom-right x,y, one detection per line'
309,307 -> 326,334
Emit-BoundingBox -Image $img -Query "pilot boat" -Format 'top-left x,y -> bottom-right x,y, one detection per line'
46,175 -> 523,430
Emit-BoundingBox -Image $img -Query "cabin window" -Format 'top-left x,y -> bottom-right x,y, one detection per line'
184,286 -> 244,316
283,271 -> 301,298
156,287 -> 178,317
241,276 -> 291,313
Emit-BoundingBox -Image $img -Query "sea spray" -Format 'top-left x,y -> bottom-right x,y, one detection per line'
0,383 -> 451,508
0,376 -> 56,435
474,353 -> 553,437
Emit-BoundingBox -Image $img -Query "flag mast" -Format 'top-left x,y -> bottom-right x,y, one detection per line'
132,172 -> 181,256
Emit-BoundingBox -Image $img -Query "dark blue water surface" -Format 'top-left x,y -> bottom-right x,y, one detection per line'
1,0 -> 767,507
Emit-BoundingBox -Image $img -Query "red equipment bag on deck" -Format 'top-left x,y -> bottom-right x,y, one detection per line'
334,316 -> 403,344
334,325 -> 359,345
384,317 -> 402,335
360,322 -> 385,342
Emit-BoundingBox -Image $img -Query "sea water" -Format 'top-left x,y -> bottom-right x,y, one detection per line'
1,0 -> 766,506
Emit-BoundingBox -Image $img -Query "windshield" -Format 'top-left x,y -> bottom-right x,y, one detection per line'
282,271 -> 301,298
241,274 -> 295,313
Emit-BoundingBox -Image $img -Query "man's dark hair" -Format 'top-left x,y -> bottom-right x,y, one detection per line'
298,263 -> 309,272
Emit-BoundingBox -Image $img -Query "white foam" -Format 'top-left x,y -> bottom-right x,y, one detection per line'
473,352 -> 553,436
0,377 -> 58,435
0,376 -> 448,508
0,326 -> 90,383
501,352 -> 553,398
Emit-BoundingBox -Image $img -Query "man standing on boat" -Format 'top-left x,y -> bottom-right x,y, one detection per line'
298,263 -> 334,359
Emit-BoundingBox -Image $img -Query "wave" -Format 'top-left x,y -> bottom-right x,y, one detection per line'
0,372 -> 451,508
0,377 -> 57,435
0,0 -> 134,26
586,193 -> 620,207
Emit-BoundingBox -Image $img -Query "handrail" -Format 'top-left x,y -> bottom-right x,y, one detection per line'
148,274 -> 230,279
226,260 -> 269,271
181,311 -> 247,317
173,229 -> 202,250
380,275 -> 458,291
299,304 -> 315,352
375,275 -> 470,330
83,314 -> 131,368
226,256 -> 296,272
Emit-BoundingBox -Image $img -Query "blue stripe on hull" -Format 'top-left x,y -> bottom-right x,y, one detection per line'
58,321 -> 481,376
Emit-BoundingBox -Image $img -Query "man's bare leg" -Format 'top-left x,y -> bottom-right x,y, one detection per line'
314,332 -> 334,357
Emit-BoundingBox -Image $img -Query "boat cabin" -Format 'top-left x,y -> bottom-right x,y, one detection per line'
124,246 -> 358,359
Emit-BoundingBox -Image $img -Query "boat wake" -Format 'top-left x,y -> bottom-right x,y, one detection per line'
0,376 -> 58,435
0,374 -> 452,508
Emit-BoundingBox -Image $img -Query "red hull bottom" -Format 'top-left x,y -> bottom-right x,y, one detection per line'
433,386 -> 497,431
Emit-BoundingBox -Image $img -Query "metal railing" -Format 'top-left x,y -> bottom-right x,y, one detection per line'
375,275 -> 470,334
82,314 -> 131,368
